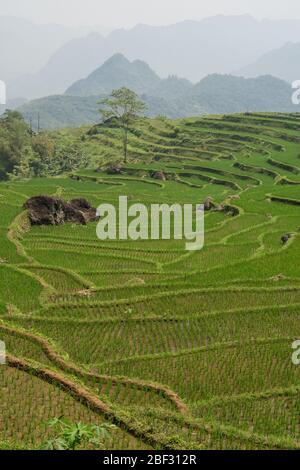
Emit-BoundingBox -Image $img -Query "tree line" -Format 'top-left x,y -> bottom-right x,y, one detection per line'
0,110 -> 88,180
0,88 -> 145,180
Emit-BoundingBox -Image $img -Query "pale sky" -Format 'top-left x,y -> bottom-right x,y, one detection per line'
1,0 -> 300,30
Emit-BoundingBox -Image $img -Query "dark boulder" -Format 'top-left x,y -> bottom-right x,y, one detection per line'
70,175 -> 81,181
69,198 -> 92,211
281,234 -> 290,244
63,203 -> 88,225
23,196 -> 98,226
223,204 -> 239,217
203,197 -> 215,211
23,196 -> 65,225
106,163 -> 123,175
151,171 -> 166,181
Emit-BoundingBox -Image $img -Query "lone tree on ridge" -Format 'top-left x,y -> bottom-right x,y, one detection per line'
99,87 -> 146,163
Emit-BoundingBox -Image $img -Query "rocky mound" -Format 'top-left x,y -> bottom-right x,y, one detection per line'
151,171 -> 166,181
23,196 -> 99,226
203,197 -> 215,211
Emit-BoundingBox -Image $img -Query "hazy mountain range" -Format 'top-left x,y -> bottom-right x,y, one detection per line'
0,16 -> 91,83
66,54 -> 161,96
17,54 -> 298,130
65,54 -> 194,99
4,14 -> 300,101
1,14 -> 300,128
237,42 -> 300,83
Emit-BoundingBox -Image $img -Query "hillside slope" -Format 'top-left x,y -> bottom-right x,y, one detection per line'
189,74 -> 296,114
66,54 -> 161,96
18,73 -> 298,130
2,113 -> 300,449
237,42 -> 300,83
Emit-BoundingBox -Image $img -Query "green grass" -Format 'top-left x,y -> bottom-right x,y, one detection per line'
1,112 -> 300,449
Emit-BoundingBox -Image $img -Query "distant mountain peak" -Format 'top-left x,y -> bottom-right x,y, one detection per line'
65,53 -> 160,97
103,53 -> 130,66
8,14 -> 300,100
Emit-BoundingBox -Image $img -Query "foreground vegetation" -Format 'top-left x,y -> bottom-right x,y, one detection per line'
1,111 -> 300,449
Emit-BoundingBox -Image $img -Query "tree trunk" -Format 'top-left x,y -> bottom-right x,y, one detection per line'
123,125 -> 128,163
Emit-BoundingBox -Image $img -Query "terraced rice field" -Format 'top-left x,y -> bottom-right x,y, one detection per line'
1,113 -> 300,449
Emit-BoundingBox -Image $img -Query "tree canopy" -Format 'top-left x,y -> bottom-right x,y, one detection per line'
99,87 -> 146,162
0,110 -> 88,180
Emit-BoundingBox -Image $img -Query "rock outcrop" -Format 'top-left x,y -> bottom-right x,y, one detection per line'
281,234 -> 291,244
151,171 -> 166,181
106,163 -> 123,175
23,196 -> 99,226
203,197 -> 215,211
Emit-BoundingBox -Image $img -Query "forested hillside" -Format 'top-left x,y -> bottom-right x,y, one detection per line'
17,57 -> 298,130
